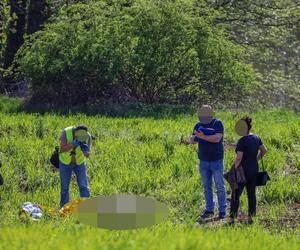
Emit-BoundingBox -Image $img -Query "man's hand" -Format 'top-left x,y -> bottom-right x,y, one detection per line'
195,132 -> 223,143
257,144 -> 267,161
194,130 -> 204,139
72,139 -> 80,148
80,142 -> 90,153
180,139 -> 191,145
79,142 -> 90,157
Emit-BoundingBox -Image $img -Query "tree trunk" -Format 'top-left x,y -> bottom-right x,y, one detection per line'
27,0 -> 49,35
3,0 -> 26,69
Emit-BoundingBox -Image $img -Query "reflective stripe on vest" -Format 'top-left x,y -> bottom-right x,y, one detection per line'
59,126 -> 85,165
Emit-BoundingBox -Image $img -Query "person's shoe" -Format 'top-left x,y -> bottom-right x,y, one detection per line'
218,212 -> 226,220
224,217 -> 235,226
200,210 -> 214,219
246,217 -> 254,225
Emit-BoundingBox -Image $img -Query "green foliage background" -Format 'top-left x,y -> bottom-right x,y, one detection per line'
1,0 -> 299,108
17,0 -> 256,104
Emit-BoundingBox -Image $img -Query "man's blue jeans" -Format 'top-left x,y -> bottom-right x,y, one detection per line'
59,161 -> 90,208
199,159 -> 227,214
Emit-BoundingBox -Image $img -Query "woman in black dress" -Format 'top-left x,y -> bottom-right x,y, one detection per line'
229,117 -> 267,224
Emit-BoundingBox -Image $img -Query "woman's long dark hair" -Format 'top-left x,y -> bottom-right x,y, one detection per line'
242,117 -> 252,132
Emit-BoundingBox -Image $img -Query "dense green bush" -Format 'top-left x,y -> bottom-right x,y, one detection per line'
17,0 -> 256,105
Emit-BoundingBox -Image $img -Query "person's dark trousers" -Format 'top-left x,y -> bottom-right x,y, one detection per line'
230,179 -> 257,218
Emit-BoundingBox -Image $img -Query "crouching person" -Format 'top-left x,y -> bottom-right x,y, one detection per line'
59,125 -> 92,208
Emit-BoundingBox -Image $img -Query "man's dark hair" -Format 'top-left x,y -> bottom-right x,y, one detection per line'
242,117 -> 252,131
75,124 -> 88,131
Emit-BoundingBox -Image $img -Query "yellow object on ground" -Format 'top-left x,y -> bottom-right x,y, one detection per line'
39,205 -> 60,217
59,198 -> 87,217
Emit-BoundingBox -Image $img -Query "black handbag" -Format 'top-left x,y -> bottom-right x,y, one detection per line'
50,146 -> 60,168
256,158 -> 270,186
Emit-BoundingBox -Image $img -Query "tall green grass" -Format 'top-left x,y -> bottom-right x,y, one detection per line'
0,108 -> 299,249
0,223 -> 299,250
0,95 -> 23,113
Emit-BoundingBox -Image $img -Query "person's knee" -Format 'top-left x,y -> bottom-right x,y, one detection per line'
213,171 -> 225,191
215,177 -> 225,191
202,181 -> 213,191
60,181 -> 69,190
248,194 -> 256,202
247,188 -> 256,199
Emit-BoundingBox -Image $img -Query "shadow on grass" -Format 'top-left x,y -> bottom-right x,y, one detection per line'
0,96 -> 197,119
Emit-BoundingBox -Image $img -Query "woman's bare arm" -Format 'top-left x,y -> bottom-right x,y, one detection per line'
235,151 -> 243,169
189,135 -> 198,144
257,144 -> 267,161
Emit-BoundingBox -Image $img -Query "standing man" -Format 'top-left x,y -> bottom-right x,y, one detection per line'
188,105 -> 226,220
59,125 -> 92,208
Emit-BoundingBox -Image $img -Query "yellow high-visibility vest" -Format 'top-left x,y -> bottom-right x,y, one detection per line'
59,126 -> 85,165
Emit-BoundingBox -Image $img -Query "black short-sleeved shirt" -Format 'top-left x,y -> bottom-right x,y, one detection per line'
192,118 -> 224,161
236,134 -> 263,180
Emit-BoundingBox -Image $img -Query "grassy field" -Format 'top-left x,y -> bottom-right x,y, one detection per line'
0,103 -> 299,249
